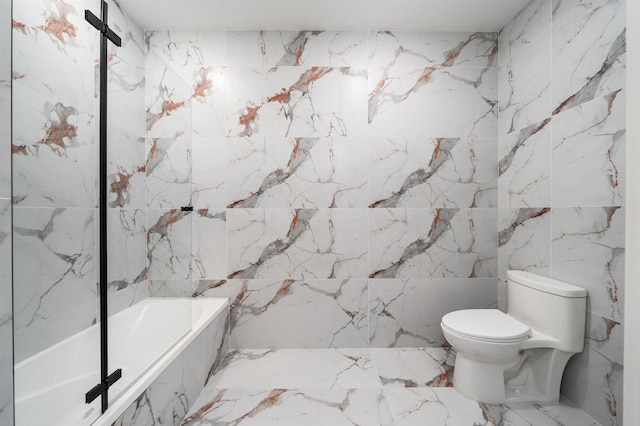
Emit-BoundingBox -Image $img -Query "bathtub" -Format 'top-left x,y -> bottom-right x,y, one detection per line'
14,297 -> 229,426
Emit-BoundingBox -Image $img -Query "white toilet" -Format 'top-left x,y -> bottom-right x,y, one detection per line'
440,270 -> 587,404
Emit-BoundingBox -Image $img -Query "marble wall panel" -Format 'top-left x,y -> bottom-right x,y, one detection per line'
497,208 -> 551,309
226,31 -> 367,69
498,29 -> 551,135
12,82 -> 96,207
146,133 -> 192,208
368,31 -> 497,70
369,208 -> 497,279
107,4 -> 146,209
368,137 -> 497,208
145,58 -> 192,138
0,200 -> 12,424
227,66 -> 367,138
551,207 -> 624,323
13,207 -> 96,341
498,118 -> 551,207
228,278 -> 368,349
552,90 -> 626,207
192,209 -> 226,280
107,209 -> 148,289
552,0 -> 626,115
147,209 -> 192,280
368,66 -> 497,138
228,137 -> 368,208
192,137 -> 227,208
227,208 -> 368,279
368,278 -> 498,347
562,311 -> 624,426
498,0 -> 551,66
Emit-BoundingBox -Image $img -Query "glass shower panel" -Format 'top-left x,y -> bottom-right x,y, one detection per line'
12,0 -> 102,424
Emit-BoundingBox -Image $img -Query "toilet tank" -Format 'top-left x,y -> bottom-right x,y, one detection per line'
507,270 -> 587,353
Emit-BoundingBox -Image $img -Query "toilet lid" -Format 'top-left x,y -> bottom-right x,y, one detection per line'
441,309 -> 531,343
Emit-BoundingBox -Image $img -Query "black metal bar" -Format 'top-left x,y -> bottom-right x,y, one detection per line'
98,0 -> 109,413
83,0 -> 122,413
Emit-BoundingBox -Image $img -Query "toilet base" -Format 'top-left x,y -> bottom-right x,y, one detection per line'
452,348 -> 576,404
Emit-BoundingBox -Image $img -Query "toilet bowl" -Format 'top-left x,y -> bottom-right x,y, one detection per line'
440,271 -> 587,404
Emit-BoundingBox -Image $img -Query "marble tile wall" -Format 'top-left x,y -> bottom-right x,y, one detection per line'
497,0 -> 626,424
145,29 -> 501,352
0,0 -> 12,422
11,0 -> 147,362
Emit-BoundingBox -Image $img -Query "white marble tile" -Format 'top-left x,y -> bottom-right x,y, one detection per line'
106,4 -> 146,209
551,0 -> 583,21
107,281 -> 148,317
368,137 -> 497,208
368,208 -> 435,279
561,311 -> 622,426
551,207 -> 624,322
368,31 -> 498,69
192,209 -> 226,279
383,387 -> 494,426
562,342 -> 622,426
145,60 -> 192,138
203,308 -> 230,383
191,137 -> 227,209
191,67 -> 227,138
498,0 -> 552,66
12,82 -> 96,207
552,0 -> 625,114
428,209 -> 498,278
498,208 -> 551,306
193,279 -> 228,298
13,297 -> 97,363
146,30 -> 227,69
369,347 -> 455,387
368,66 -> 497,138
114,333 -> 204,426
502,399 -> 602,425
0,85 -> 9,199
147,209 -> 192,280
13,207 -> 96,333
227,31 -> 368,68
370,208 -> 497,279
228,137 -> 367,208
498,119 -> 552,207
148,279 -> 193,297
368,278 -> 498,347
146,133 -> 192,208
498,28 -> 551,134
227,208 -> 368,279
183,388 -> 394,426
210,349 -> 382,389
12,0 -> 95,115
552,91 -> 625,207
0,199 -> 12,424
228,279 -> 368,349
107,209 -> 148,289
227,66 -> 367,138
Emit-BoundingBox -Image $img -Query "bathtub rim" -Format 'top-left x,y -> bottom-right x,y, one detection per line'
92,296 -> 228,426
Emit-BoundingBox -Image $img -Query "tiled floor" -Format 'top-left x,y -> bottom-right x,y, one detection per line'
182,348 -> 601,425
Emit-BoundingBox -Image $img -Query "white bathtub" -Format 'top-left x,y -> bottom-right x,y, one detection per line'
14,297 -> 228,426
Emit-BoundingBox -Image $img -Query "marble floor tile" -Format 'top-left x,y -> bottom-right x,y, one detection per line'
184,348 -> 601,426
183,388 -> 394,426
370,347 -> 455,387
209,349 -> 382,389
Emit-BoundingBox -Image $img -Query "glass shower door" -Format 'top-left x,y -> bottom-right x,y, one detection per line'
12,0 -> 103,423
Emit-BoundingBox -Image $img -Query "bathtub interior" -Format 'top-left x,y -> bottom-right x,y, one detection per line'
14,298 -> 194,426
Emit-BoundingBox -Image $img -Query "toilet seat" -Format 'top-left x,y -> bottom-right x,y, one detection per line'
441,309 -> 531,343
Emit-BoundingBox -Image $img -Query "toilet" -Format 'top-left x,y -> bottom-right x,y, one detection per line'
440,270 -> 587,404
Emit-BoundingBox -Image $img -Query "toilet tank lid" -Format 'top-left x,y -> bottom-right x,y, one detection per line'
507,270 -> 587,298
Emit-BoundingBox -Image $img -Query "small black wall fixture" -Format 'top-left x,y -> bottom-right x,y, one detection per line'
84,0 -> 122,414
